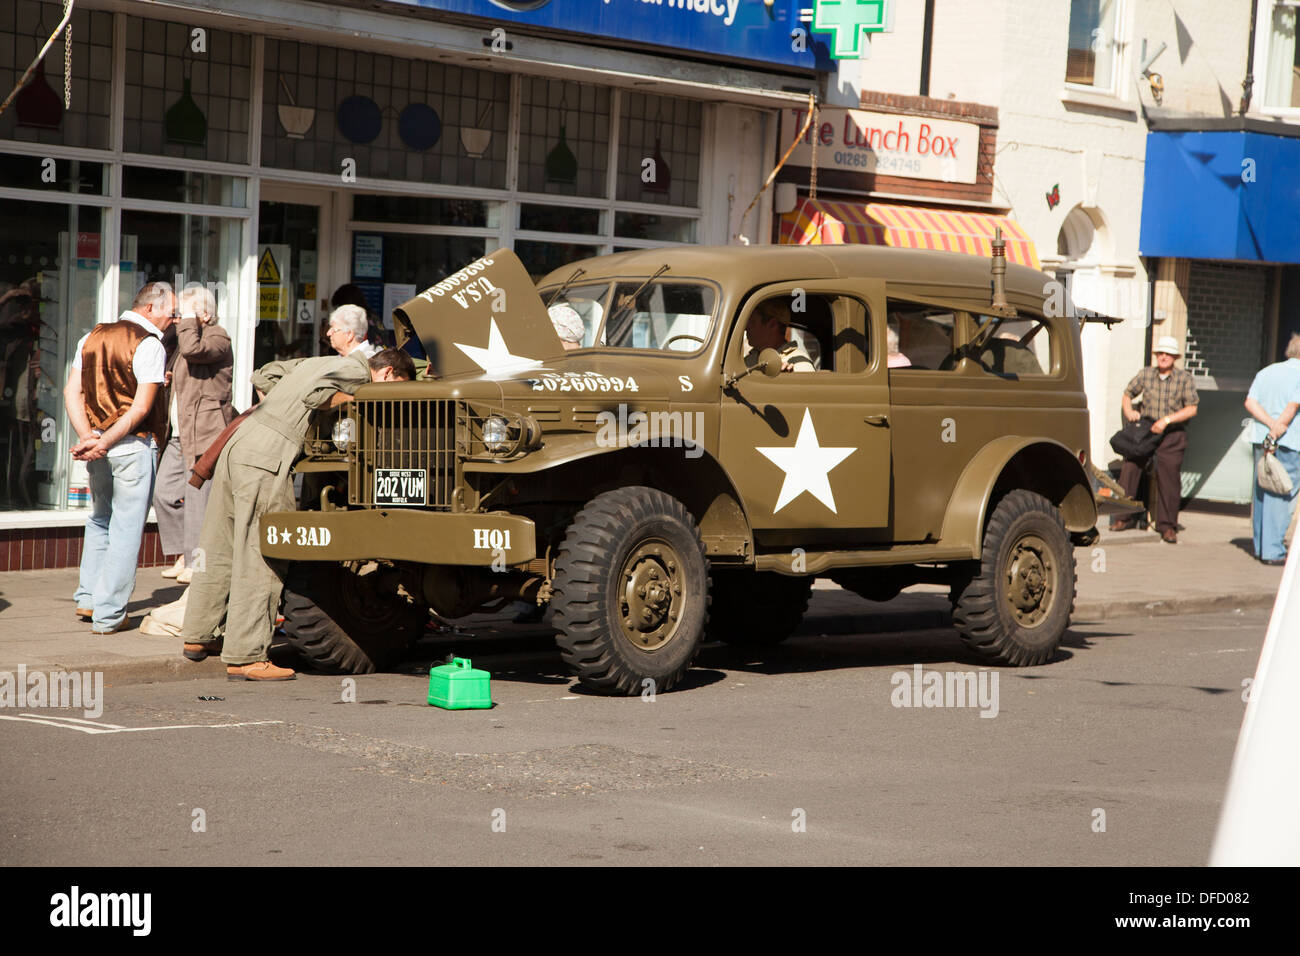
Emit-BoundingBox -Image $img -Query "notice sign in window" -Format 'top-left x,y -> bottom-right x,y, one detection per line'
782,106 -> 979,185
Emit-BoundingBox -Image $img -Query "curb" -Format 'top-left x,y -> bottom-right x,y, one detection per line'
13,591 -> 1279,689
797,590 -> 1279,636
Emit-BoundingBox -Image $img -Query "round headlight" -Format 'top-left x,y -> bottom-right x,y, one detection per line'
331,417 -> 355,451
483,415 -> 510,453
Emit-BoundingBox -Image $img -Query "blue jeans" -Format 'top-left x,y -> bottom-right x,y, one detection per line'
74,439 -> 158,630
1252,444 -> 1300,562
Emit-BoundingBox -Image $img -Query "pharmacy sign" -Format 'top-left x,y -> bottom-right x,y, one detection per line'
812,0 -> 892,59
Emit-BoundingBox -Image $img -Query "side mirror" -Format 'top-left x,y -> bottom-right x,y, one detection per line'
723,347 -> 786,389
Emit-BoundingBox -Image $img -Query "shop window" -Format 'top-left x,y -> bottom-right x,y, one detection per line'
0,3 -> 114,150
122,166 -> 247,207
888,302 -> 960,370
517,78 -> 611,198
338,232 -> 488,352
514,240 -> 603,282
123,17 -> 251,165
614,211 -> 697,243
1263,2 -> 1300,109
0,202 -> 107,513
262,41 -> 509,187
519,203 -> 601,236
351,194 -> 498,228
616,92 -> 701,208
119,209 -> 243,318
1065,0 -> 1121,92
0,152 -> 106,194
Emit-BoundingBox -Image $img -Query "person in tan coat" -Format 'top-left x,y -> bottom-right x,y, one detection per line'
153,285 -> 235,583
180,348 -> 414,681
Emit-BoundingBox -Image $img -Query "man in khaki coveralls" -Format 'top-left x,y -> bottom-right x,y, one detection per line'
181,348 -> 414,680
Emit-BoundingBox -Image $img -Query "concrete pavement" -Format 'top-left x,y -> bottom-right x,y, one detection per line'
0,510 -> 1283,687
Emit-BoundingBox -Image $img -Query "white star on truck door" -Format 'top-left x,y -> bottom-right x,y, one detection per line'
756,408 -> 856,513
454,318 -> 543,375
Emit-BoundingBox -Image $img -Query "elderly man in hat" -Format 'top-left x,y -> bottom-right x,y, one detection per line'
1111,336 -> 1199,542
548,303 -> 586,351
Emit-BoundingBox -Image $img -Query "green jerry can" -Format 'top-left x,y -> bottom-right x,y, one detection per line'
427,657 -> 493,710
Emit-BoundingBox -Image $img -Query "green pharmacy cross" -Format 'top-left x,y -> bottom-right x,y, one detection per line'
812,0 -> 890,59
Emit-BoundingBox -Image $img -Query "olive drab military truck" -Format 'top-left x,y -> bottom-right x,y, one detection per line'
261,243 -> 1098,693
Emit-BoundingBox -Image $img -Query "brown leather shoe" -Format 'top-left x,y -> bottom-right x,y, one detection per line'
1162,528 -> 1178,544
75,607 -> 92,620
227,660 -> 296,681
1109,517 -> 1134,532
184,639 -> 223,662
91,619 -> 129,634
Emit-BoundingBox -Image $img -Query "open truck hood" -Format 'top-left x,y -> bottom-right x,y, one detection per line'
392,249 -> 567,378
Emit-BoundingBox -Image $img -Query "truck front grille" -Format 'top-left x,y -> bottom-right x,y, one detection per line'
349,398 -> 458,509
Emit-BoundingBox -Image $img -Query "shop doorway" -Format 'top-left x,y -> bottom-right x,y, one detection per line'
256,186 -> 337,369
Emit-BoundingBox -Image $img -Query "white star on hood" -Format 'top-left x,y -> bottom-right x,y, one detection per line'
756,408 -> 856,514
454,318 -> 544,375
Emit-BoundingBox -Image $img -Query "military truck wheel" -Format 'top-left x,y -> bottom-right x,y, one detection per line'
281,562 -> 426,674
551,487 -> 708,695
707,570 -> 811,646
952,490 -> 1075,666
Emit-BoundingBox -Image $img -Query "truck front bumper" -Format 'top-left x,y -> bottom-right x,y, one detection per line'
258,510 -> 536,565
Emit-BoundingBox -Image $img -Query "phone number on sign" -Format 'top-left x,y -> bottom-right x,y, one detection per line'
833,151 -> 922,175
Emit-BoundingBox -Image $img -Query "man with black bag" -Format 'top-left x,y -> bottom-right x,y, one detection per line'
1110,336 -> 1199,542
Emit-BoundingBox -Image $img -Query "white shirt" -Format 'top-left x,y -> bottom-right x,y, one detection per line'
72,311 -> 167,383
71,311 -> 167,455
349,341 -> 380,359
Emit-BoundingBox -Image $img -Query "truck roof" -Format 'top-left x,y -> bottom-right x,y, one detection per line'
538,244 -> 1051,303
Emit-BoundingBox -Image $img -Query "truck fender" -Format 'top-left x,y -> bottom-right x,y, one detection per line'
940,437 -> 1097,557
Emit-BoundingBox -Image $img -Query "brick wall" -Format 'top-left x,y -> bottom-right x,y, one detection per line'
0,525 -> 169,572
1184,262 -> 1269,390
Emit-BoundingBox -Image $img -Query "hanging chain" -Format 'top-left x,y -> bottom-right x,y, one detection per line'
63,0 -> 72,110
809,103 -> 819,201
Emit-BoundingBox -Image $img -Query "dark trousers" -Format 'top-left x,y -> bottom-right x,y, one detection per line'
1118,428 -> 1187,532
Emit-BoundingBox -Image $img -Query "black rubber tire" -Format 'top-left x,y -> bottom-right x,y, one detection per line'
280,562 -> 426,674
707,570 -> 812,646
951,489 -> 1076,666
550,487 -> 709,695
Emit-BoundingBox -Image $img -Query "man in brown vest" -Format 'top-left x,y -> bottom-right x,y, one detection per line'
63,281 -> 175,633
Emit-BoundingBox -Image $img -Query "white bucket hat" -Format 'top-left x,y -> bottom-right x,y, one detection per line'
1153,335 -> 1181,356
547,304 -> 585,344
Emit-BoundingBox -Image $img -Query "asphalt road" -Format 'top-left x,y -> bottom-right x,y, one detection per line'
1,608 -> 1266,866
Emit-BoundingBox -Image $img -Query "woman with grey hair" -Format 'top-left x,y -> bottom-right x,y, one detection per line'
325,304 -> 379,358
153,284 -> 235,583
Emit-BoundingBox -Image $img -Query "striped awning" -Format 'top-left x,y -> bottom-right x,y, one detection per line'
778,199 -> 1041,270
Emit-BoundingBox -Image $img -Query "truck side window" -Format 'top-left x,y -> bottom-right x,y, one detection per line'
888,301 -> 960,370
744,293 -> 868,374
968,313 -> 1055,378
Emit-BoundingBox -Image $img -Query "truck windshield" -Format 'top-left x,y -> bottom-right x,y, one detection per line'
542,280 -> 717,353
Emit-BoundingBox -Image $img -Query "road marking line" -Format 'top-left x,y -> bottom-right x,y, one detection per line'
20,714 -> 128,729
0,715 -> 283,735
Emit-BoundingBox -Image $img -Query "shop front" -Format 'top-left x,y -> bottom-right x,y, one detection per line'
1139,120 -> 1300,506
771,94 -> 1036,260
0,0 -> 815,565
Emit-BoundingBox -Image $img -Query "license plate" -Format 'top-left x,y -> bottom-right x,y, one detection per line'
374,469 -> 427,506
